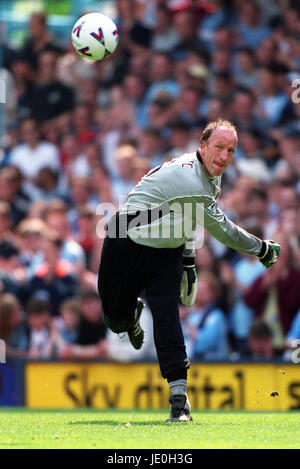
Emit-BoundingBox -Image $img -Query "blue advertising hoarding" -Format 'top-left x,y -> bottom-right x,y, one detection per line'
0,360 -> 24,406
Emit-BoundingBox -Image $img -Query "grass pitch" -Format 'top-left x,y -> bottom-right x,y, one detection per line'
0,408 -> 299,449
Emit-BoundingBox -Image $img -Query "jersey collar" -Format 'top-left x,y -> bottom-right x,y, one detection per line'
196,149 -> 203,165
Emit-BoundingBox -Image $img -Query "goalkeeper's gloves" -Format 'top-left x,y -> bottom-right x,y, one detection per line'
257,240 -> 281,268
180,257 -> 198,307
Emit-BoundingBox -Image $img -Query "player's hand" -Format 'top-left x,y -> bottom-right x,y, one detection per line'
180,257 -> 198,307
258,240 -> 281,268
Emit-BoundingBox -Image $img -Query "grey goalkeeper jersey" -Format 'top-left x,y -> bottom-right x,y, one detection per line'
119,152 -> 262,257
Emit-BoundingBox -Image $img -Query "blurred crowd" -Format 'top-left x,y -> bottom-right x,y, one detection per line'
0,0 -> 299,363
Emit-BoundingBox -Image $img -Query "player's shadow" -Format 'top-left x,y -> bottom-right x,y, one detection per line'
69,420 -> 199,426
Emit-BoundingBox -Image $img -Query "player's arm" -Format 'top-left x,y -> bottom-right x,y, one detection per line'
197,197 -> 280,266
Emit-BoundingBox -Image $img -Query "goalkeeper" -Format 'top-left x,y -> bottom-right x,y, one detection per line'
98,119 -> 280,422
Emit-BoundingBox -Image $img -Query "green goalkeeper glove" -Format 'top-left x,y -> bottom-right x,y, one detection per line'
258,240 -> 281,268
180,257 -> 198,307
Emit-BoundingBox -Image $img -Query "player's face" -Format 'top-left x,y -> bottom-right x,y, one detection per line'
200,128 -> 237,177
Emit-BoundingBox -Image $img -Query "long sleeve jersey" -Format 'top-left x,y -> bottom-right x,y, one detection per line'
119,151 -> 262,257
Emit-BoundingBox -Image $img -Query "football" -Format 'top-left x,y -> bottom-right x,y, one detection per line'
71,12 -> 119,61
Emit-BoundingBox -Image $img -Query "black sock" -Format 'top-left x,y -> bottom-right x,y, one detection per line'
166,369 -> 187,383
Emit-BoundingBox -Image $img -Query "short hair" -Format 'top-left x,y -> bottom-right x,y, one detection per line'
142,126 -> 162,138
170,120 -> 190,132
26,297 -> 51,316
70,177 -> 90,189
46,199 -> 68,216
250,320 -> 272,339
44,200 -> 69,223
77,205 -> 94,219
17,218 -> 47,237
115,144 -> 136,161
60,298 -> 81,317
201,119 -> 238,143
0,294 -> 21,340
30,11 -> 47,26
250,187 -> 268,201
0,293 -> 21,312
197,271 -> 221,298
0,241 -> 19,259
0,166 -> 23,182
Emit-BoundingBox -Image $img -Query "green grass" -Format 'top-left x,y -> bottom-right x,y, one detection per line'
0,409 -> 299,449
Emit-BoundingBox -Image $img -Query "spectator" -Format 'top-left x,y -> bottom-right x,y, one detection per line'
50,295 -> 107,360
177,87 -> 203,128
231,90 -> 266,132
244,241 -> 300,348
9,117 -> 61,182
275,131 -> 300,189
52,297 -> 81,347
256,37 -> 278,66
68,176 -> 96,230
211,49 -> 231,75
28,50 -> 74,121
168,120 -> 198,158
171,10 -> 203,60
24,230 -> 78,316
9,54 -> 35,121
257,65 -> 289,126
198,1 -> 234,47
247,320 -> 277,360
185,272 -> 229,360
228,240 -> 266,353
0,1 -> 298,364
122,74 -> 148,128
73,103 -> 97,145
132,157 -> 151,184
147,95 -> 174,132
29,167 -> 69,202
84,142 -> 103,170
0,166 -> 31,225
26,297 -> 52,358
0,294 -> 28,357
90,165 -> 115,206
235,130 -> 271,183
60,132 -> 90,179
236,1 -> 272,50
0,202 -> 14,242
75,206 -> 98,270
138,128 -> 163,161
76,289 -> 107,346
20,12 -> 62,70
26,200 -> 48,220
144,53 -> 180,105
16,217 -> 46,268
151,5 -> 179,53
111,144 -> 137,203
45,205 -> 86,269
0,240 -> 24,297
